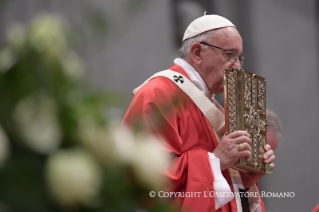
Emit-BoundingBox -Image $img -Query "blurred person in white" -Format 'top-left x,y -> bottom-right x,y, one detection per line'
266,108 -> 282,151
123,14 -> 275,212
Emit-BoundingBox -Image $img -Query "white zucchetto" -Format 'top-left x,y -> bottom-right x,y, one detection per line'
183,14 -> 235,41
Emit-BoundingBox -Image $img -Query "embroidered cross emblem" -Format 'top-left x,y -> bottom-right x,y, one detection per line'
173,75 -> 184,83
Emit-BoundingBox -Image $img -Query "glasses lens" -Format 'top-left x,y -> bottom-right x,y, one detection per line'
239,55 -> 245,66
227,52 -> 233,61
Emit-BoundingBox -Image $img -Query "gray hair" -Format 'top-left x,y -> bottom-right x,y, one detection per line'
179,30 -> 220,59
266,108 -> 282,139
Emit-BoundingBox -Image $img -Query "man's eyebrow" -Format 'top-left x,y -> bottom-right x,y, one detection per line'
224,49 -> 236,53
228,48 -> 241,54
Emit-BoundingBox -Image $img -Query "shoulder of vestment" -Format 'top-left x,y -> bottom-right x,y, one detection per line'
134,75 -> 186,100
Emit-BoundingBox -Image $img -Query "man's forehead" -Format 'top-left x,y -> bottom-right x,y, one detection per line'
211,27 -> 243,50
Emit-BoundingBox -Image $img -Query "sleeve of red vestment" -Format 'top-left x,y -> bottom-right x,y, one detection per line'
123,77 -> 217,211
167,148 -> 216,211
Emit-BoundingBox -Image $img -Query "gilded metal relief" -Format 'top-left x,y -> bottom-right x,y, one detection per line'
244,73 -> 251,108
258,79 -> 266,115
227,73 -> 237,133
224,69 -> 268,174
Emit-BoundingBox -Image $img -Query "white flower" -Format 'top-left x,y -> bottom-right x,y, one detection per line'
13,94 -> 61,154
110,125 -> 170,190
79,122 -> 137,165
61,51 -> 85,80
79,121 -> 170,190
78,118 -> 115,165
110,125 -> 135,163
29,14 -> 68,60
0,126 -> 9,168
46,148 -> 102,208
131,133 -> 170,190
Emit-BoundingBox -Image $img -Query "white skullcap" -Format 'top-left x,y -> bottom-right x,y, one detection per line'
182,14 -> 235,41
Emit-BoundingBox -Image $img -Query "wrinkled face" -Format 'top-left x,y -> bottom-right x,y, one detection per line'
198,27 -> 243,94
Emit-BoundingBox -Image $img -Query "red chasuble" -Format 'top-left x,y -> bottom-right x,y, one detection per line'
123,64 -> 265,212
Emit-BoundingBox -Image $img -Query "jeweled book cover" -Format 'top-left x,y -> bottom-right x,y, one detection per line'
224,69 -> 269,174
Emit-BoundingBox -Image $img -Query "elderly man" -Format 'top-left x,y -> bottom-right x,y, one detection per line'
123,14 -> 275,212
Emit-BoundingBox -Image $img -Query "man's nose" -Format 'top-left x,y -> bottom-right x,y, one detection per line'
230,58 -> 241,68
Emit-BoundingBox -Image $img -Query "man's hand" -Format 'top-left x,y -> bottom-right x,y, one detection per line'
241,144 -> 276,188
213,131 -> 251,171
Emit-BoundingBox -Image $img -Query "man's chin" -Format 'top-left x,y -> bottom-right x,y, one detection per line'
210,84 -> 224,95
217,86 -> 224,94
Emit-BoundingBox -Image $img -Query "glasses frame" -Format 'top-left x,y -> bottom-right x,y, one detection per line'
199,42 -> 245,66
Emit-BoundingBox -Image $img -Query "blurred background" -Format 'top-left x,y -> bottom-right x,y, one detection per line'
0,0 -> 318,212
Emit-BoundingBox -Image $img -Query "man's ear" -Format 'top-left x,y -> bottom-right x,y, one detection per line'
189,42 -> 203,64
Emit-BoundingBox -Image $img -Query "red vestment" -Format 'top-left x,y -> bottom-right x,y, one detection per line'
123,64 -> 265,212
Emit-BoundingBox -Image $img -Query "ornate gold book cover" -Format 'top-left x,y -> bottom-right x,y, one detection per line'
224,69 -> 269,174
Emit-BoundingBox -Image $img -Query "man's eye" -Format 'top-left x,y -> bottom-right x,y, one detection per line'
226,52 -> 233,60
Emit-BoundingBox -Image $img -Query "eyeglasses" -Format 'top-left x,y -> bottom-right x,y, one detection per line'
199,42 -> 245,66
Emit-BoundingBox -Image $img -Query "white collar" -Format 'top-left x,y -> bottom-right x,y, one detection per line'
174,58 -> 215,99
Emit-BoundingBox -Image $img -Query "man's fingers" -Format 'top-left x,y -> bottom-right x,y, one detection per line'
263,144 -> 275,164
264,154 -> 275,164
239,150 -> 251,159
264,144 -> 271,151
263,149 -> 274,159
227,130 -> 250,139
233,135 -> 252,145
